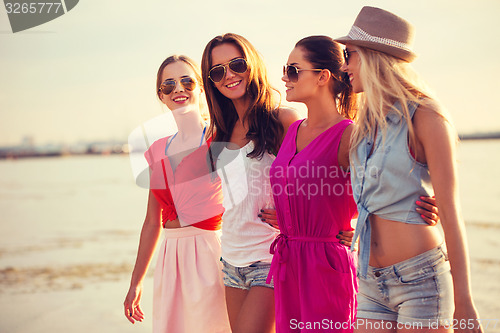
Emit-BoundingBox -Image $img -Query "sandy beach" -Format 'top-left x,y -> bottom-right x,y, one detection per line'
1,147 -> 500,333
0,222 -> 499,333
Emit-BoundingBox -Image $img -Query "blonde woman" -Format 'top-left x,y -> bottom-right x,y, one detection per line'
336,7 -> 482,333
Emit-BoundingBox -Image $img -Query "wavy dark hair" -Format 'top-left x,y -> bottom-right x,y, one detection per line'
295,35 -> 357,120
201,33 -> 283,162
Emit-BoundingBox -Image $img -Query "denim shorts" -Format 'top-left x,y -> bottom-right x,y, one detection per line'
221,258 -> 274,290
357,245 -> 454,327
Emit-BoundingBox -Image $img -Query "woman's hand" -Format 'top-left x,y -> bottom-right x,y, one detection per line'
124,284 -> 145,324
454,301 -> 484,333
258,208 -> 279,229
416,196 -> 440,226
336,229 -> 356,249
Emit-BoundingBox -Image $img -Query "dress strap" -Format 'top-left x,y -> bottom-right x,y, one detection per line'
199,125 -> 207,147
164,124 -> 207,155
164,133 -> 178,155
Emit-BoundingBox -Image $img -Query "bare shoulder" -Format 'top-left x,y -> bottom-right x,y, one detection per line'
276,106 -> 301,130
413,99 -> 456,144
414,100 -> 450,132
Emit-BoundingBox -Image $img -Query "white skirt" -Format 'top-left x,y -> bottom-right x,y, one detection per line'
153,227 -> 230,333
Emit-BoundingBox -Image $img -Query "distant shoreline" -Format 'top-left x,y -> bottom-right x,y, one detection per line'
1,134 -> 499,159
0,150 -> 127,160
459,133 -> 500,141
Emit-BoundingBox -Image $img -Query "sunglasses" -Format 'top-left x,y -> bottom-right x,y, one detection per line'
343,49 -> 358,65
158,77 -> 196,95
283,65 -> 323,83
208,58 -> 248,83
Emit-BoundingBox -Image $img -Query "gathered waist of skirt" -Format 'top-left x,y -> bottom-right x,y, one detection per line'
163,225 -> 220,239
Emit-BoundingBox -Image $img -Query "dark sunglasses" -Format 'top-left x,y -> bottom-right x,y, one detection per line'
283,65 -> 323,83
208,58 -> 248,83
158,77 -> 196,95
343,49 -> 358,65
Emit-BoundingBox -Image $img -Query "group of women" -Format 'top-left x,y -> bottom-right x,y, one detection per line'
123,6 -> 482,333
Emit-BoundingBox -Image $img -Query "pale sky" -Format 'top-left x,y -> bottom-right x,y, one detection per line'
1,0 -> 499,146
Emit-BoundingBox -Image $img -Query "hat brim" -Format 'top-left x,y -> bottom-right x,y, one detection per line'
335,36 -> 416,63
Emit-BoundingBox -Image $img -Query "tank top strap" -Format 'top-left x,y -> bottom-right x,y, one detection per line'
334,119 -> 354,134
327,119 -> 354,148
290,119 -> 304,135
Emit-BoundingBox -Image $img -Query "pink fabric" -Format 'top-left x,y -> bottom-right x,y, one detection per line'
153,227 -> 230,333
145,137 -> 224,230
269,119 -> 358,332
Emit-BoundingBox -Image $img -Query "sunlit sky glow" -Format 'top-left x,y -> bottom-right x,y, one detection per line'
1,0 -> 499,146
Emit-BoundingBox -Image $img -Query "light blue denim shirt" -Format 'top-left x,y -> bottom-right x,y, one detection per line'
350,101 -> 434,277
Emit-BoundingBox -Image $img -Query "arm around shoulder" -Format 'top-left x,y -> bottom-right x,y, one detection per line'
277,106 -> 301,134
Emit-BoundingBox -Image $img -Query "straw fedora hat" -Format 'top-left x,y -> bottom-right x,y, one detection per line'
335,6 -> 417,62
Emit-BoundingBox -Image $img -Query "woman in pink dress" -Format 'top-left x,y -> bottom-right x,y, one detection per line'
268,36 -> 358,332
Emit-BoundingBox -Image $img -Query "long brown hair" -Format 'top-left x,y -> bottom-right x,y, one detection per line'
295,36 -> 357,120
201,33 -> 283,161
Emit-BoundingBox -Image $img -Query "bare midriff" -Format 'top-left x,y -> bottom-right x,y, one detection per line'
163,218 -> 182,229
368,214 -> 443,268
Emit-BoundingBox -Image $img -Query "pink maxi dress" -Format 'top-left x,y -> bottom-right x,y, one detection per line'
268,119 -> 358,332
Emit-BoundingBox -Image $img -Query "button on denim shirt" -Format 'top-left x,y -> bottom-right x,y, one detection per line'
350,101 -> 434,277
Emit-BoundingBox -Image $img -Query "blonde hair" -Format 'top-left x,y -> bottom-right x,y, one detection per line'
350,48 -> 451,162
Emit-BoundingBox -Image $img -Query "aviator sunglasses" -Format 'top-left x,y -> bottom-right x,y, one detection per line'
343,49 -> 358,65
283,65 -> 323,83
158,77 -> 197,95
208,58 -> 248,83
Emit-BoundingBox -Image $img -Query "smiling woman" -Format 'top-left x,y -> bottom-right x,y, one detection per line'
200,33 -> 301,333
123,55 -> 231,333
335,6 -> 483,332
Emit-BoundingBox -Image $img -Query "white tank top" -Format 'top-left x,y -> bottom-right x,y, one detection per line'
217,140 -> 278,266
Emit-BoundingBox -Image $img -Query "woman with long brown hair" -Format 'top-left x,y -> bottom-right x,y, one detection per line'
201,33 -> 300,333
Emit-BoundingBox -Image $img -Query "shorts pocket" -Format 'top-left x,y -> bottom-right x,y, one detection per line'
397,265 -> 435,284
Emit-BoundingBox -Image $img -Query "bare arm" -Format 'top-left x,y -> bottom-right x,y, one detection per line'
414,103 -> 482,332
123,190 -> 169,324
